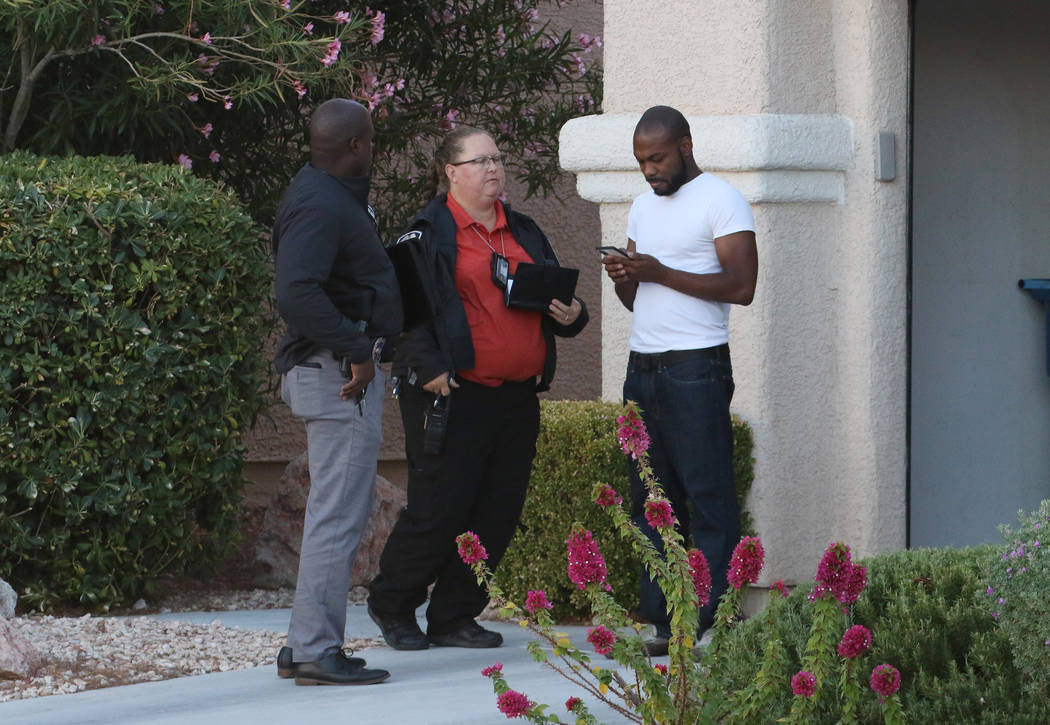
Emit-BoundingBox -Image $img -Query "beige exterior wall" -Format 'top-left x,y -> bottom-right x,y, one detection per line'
562,0 -> 911,582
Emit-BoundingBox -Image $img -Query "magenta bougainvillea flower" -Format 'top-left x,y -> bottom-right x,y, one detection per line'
565,696 -> 582,712
567,529 -> 611,591
644,499 -> 675,530
771,579 -> 790,597
457,531 -> 488,565
727,536 -> 765,589
654,663 -> 668,675
814,542 -> 869,604
594,485 -> 623,509
524,590 -> 553,614
481,662 -> 503,677
839,563 -> 868,604
870,664 -> 901,699
791,670 -> 817,697
586,626 -> 616,656
616,407 -> 651,460
688,548 -> 712,607
497,689 -> 531,718
837,625 -> 873,659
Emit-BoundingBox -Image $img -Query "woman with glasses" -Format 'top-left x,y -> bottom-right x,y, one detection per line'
367,126 -> 588,650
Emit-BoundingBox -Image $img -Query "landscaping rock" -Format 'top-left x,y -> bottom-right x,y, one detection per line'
254,452 -> 406,589
0,579 -> 15,619
0,618 -> 43,680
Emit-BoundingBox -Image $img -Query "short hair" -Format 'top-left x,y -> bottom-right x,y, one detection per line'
635,105 -> 691,142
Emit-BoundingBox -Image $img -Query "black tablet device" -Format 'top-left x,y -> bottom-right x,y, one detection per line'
504,263 -> 579,311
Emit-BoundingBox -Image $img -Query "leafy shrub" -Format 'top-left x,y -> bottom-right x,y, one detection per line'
0,152 -> 270,610
985,499 -> 1050,697
495,400 -> 754,621
717,546 -> 1050,723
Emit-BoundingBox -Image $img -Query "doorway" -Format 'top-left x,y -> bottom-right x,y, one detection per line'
910,0 -> 1050,547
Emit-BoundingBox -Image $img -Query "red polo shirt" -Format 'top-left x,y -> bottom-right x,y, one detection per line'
446,195 -> 545,386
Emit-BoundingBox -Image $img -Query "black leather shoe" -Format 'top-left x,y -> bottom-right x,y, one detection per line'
277,645 -> 364,679
368,605 -> 429,650
294,647 -> 390,686
427,620 -> 503,648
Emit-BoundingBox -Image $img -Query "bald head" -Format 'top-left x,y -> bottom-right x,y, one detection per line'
309,99 -> 374,176
634,105 -> 691,144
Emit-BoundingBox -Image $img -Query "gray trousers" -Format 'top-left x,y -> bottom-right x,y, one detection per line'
281,352 -> 384,662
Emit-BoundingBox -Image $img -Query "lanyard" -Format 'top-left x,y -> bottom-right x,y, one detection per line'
469,224 -> 506,258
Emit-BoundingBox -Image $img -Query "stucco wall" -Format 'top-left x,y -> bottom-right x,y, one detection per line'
562,0 -> 910,582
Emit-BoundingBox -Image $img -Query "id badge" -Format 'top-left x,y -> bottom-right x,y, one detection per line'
490,252 -> 510,289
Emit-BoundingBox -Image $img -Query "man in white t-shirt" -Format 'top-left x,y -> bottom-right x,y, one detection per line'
602,105 -> 758,656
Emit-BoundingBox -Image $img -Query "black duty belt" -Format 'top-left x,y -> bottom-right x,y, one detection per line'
628,344 -> 730,372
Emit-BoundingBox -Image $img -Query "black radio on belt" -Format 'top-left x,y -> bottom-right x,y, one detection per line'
422,394 -> 450,455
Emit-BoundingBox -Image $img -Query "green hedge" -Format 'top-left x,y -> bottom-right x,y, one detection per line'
715,546 -> 1050,723
495,400 -> 755,621
0,152 -> 270,610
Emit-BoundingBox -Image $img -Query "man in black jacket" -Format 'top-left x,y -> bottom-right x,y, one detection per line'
272,98 -> 402,686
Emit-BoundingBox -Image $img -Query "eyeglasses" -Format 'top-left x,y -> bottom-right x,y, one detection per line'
449,153 -> 504,168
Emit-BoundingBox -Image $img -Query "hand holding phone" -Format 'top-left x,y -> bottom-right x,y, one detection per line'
596,245 -> 630,258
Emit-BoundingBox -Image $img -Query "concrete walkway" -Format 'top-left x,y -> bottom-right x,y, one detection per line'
0,604 -> 638,725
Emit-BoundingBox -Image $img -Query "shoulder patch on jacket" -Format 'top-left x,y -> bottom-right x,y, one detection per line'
396,230 -> 423,244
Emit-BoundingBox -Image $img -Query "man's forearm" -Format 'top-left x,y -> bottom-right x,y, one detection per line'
614,280 -> 638,311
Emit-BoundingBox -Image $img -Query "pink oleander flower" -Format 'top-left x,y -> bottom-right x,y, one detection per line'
616,406 -> 650,460
280,0 -> 290,10
497,690 -> 531,718
322,39 -> 341,67
91,34 -> 106,46
481,662 -> 503,678
771,579 -> 789,597
586,626 -> 615,656
565,696 -> 582,712
566,529 -> 610,591
303,21 -> 314,35
186,92 -> 199,102
688,548 -> 712,607
791,670 -> 817,697
654,663 -> 668,675
199,122 -> 213,139
457,531 -> 488,565
837,624 -> 873,659
594,485 -> 622,509
870,664 -> 901,699
223,96 -> 232,110
524,590 -> 552,614
369,10 -> 386,44
176,154 -> 192,169
644,499 -> 675,530
293,80 -> 307,99
200,32 -> 211,45
333,10 -> 351,24
727,536 -> 765,589
208,150 -> 221,163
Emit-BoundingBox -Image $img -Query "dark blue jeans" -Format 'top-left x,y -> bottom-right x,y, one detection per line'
623,344 -> 739,636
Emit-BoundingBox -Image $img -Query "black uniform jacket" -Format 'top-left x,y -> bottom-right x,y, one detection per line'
393,194 -> 587,393
272,164 -> 403,373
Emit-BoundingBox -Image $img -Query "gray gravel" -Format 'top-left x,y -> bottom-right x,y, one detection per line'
1,588 -> 380,702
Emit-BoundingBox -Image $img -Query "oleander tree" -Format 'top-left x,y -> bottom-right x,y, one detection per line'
0,0 -> 602,232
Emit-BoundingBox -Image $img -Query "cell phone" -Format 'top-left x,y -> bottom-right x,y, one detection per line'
596,245 -> 630,258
